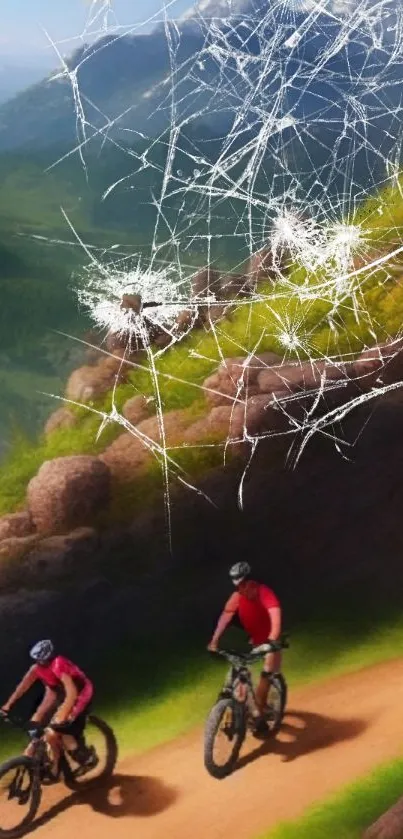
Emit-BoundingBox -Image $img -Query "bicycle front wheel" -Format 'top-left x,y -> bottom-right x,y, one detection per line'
204,699 -> 246,779
265,673 -> 288,735
0,756 -> 41,838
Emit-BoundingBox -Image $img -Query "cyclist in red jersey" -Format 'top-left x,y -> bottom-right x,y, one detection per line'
208,562 -> 282,734
1,640 -> 97,778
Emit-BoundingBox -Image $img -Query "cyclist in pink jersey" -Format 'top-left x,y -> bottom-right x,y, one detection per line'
1,640 -> 97,778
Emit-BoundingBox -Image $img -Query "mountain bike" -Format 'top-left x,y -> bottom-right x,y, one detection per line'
204,638 -> 288,779
0,712 -> 118,838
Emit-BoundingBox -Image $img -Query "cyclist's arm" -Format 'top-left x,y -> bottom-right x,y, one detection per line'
259,585 -> 282,641
52,674 -> 78,723
267,606 -> 281,641
208,593 -> 239,650
31,687 -> 58,723
1,667 -> 38,713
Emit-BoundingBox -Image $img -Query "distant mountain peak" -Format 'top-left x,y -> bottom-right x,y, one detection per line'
181,0 -> 377,20
181,0 -> 255,20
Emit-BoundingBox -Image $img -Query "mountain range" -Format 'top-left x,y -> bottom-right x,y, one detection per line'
0,0 -> 400,157
0,56 -> 57,106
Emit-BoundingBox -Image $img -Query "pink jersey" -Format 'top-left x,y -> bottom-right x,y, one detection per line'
33,655 -> 93,717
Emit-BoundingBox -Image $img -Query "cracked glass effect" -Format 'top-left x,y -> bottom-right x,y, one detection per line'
40,0 -> 403,532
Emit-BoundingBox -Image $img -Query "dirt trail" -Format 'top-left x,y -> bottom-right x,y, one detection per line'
24,659 -> 403,839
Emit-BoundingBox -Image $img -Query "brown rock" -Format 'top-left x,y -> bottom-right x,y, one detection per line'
203,371 -> 250,407
0,534 -> 39,562
106,331 -> 137,355
175,309 -> 199,333
184,396 -> 290,446
190,267 -> 252,325
120,293 -> 142,313
349,355 -> 382,389
44,407 -> 77,437
357,339 -> 403,387
100,434 -> 149,481
23,527 -> 98,579
0,512 -> 33,541
65,356 -> 129,403
247,247 -> 278,287
353,247 -> 390,274
208,406 -> 235,435
220,352 -> 282,386
27,456 -> 111,535
0,534 -> 41,587
363,796 -> 403,838
136,410 -> 193,445
81,330 -> 104,364
184,406 -> 234,444
203,352 -> 282,406
219,273 -> 251,299
202,303 -> 230,324
242,394 -> 291,437
257,360 -> 345,394
101,410 -> 194,480
153,329 -> 173,349
122,395 -> 151,426
190,267 -> 222,300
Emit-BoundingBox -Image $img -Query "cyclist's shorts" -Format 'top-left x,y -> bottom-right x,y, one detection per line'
50,706 -> 91,739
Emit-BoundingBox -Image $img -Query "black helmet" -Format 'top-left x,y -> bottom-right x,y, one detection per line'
30,640 -> 54,664
229,562 -> 251,585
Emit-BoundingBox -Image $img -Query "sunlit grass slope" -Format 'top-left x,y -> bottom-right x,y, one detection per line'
261,759 -> 403,839
1,176 -> 403,515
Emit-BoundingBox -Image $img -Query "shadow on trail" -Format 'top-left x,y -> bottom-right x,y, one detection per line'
236,709 -> 368,771
28,773 -> 177,833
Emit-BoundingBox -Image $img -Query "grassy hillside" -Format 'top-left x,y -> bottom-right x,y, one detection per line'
262,758 -> 403,839
1,210 -> 403,517
0,133 -> 403,496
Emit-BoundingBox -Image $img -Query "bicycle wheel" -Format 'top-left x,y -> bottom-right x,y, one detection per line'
62,715 -> 118,791
204,699 -> 246,779
0,756 -> 41,838
265,673 -> 288,735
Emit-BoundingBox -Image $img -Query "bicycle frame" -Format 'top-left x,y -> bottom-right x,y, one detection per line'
220,661 -> 259,718
214,638 -> 288,719
1,715 -> 63,780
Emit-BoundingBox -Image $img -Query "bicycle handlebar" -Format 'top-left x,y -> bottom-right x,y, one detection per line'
210,637 -> 289,665
0,713 -> 45,740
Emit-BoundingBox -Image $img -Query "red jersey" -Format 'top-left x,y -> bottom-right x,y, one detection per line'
33,656 -> 93,717
224,582 -> 280,644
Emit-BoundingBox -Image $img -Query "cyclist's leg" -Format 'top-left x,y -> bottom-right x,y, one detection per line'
255,650 -> 282,713
23,742 -> 35,759
61,711 -> 87,755
44,727 -> 62,776
23,690 -> 60,759
58,710 -> 97,767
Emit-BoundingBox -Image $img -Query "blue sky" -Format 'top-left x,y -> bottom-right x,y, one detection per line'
0,0 -> 192,62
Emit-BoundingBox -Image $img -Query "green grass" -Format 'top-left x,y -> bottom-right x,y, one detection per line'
0,417 -> 122,515
261,759 -> 403,839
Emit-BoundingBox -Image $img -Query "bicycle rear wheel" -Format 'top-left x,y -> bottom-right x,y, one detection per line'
0,756 -> 41,838
62,715 -> 118,791
204,699 -> 246,779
